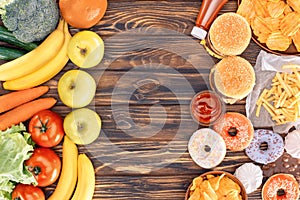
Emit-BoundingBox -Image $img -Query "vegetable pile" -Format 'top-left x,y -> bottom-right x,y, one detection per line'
0,0 -> 107,198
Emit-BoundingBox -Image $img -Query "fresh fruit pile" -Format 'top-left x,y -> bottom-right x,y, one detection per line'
0,0 -> 107,199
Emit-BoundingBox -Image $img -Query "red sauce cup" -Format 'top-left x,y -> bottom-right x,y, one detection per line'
190,90 -> 225,126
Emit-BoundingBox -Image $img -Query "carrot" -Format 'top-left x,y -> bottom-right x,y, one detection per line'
0,97 -> 56,131
0,86 -> 49,114
59,0 -> 107,29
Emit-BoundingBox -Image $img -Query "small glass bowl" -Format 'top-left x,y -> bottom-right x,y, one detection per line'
190,90 -> 225,126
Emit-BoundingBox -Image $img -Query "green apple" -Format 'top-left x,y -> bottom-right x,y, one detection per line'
67,30 -> 104,68
58,70 -> 96,108
63,108 -> 101,145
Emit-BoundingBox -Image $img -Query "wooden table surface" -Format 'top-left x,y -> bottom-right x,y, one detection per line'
0,0 -> 277,199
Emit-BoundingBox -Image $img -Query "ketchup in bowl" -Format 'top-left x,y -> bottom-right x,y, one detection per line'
190,90 -> 225,126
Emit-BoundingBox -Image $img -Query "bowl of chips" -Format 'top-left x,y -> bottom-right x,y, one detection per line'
237,0 -> 300,56
185,171 -> 248,200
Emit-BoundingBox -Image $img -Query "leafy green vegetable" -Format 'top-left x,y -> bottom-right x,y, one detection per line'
0,123 -> 37,200
0,0 -> 14,15
0,0 -> 59,43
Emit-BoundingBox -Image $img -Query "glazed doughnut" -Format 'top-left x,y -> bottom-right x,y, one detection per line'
213,112 -> 254,151
245,129 -> 284,164
262,173 -> 299,200
188,128 -> 226,169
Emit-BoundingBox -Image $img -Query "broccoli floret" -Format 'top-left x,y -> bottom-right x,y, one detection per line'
1,0 -> 59,43
0,0 -> 14,15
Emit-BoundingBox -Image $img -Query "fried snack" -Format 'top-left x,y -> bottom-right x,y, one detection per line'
253,0 -> 269,18
188,174 -> 243,200
292,29 -> 300,52
237,0 -> 300,52
280,12 -> 300,37
256,65 -> 300,125
252,17 -> 272,35
267,1 -> 285,18
237,0 -> 255,24
287,0 -> 300,13
266,31 -> 291,51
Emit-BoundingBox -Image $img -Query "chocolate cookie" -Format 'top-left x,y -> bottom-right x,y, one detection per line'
262,152 -> 300,183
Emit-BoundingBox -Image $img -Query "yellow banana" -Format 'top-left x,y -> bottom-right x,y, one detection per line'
0,20 -> 64,81
3,20 -> 71,90
48,136 -> 78,200
71,154 -> 95,200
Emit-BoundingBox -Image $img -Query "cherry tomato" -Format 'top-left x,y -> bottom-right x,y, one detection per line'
12,184 -> 45,200
29,110 -> 64,147
25,148 -> 61,187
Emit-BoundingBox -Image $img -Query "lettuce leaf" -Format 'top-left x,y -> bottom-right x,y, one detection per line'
0,123 -> 37,200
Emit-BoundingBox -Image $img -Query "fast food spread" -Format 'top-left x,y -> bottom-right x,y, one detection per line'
187,0 -> 300,199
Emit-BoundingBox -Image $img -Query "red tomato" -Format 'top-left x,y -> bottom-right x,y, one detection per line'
29,110 -> 64,147
25,148 -> 61,187
12,184 -> 45,200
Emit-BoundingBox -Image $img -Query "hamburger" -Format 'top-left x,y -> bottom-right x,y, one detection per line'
209,12 -> 251,56
210,56 -> 255,104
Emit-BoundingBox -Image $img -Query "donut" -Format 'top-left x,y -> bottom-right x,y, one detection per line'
213,112 -> 254,151
188,128 -> 226,169
262,173 -> 300,200
245,129 -> 284,164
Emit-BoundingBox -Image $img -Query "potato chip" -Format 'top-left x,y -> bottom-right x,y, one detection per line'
237,0 -> 256,23
217,176 -> 241,196
287,0 -> 300,13
284,3 -> 293,15
252,17 -> 272,35
226,190 -> 241,200
280,12 -> 300,37
266,17 -> 282,32
208,173 -> 225,191
266,31 -> 291,51
201,180 -> 218,200
267,1 -> 286,18
257,32 -> 271,43
201,192 -> 212,200
292,29 -> 300,52
253,0 -> 269,17
191,176 -> 203,191
206,175 -> 215,179
189,187 -> 201,200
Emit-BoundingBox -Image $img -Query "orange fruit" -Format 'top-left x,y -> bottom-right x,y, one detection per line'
59,0 -> 108,29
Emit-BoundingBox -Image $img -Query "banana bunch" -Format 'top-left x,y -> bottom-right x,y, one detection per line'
2,19 -> 71,90
48,136 -> 95,200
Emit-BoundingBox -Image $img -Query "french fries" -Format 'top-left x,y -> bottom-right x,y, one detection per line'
256,64 -> 300,125
237,0 -> 300,52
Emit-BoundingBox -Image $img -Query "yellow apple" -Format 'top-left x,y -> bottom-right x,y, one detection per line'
67,30 -> 104,68
63,108 -> 101,145
58,70 -> 96,108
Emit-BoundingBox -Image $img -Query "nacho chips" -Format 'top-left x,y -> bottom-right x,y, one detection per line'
189,174 -> 242,200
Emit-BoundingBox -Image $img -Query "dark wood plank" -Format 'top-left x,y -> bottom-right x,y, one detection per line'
45,175 -> 263,199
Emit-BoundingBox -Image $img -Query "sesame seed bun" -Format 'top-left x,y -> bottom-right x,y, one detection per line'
209,13 -> 251,56
213,56 -> 255,100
